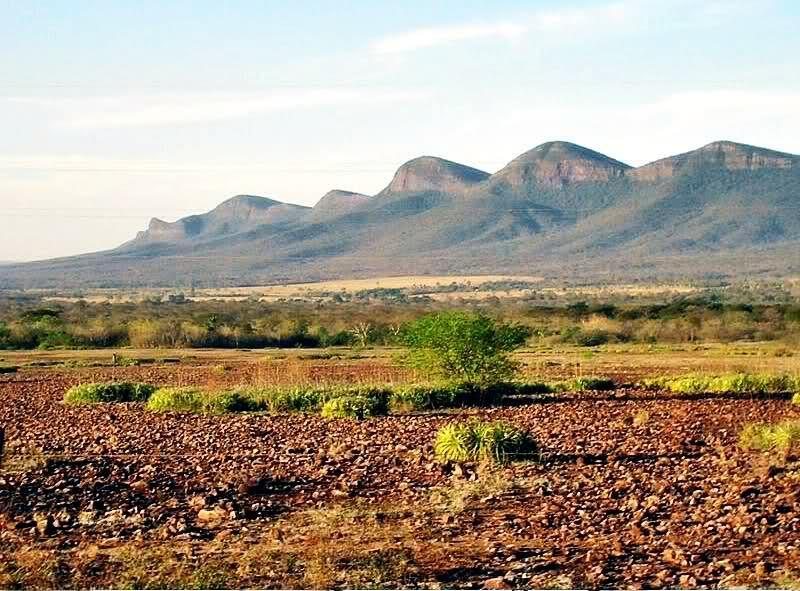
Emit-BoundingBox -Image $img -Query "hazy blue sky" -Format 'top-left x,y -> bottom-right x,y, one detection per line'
2,0 -> 799,261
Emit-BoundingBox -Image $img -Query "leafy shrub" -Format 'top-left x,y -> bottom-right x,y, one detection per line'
434,420 -> 538,464
401,312 -> 530,384
513,381 -> 555,395
145,388 -> 259,414
575,329 -> 613,347
64,382 -> 155,404
739,421 -> 800,453
320,395 -> 387,419
644,373 -> 798,395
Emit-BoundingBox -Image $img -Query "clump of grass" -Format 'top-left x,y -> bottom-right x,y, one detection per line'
644,373 -> 798,395
245,385 -> 391,413
0,548 -> 59,589
389,381 -> 555,412
739,420 -> 800,454
110,546 -> 229,590
263,506 -> 415,589
111,355 -> 140,367
434,420 -> 538,464
246,386 -> 328,413
430,466 -> 515,513
792,392 -> 800,405
389,382 -> 499,411
64,382 -> 155,404
320,395 -> 388,419
773,571 -> 800,590
145,388 -> 258,414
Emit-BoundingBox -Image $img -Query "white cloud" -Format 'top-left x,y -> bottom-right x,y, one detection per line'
368,0 -> 754,55
8,88 -> 426,129
370,1 -> 633,54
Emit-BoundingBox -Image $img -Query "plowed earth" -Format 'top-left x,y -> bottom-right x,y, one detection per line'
1,363 -> 799,589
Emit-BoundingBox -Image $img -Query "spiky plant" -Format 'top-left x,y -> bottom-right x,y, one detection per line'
740,420 -> 800,453
434,420 -> 537,464
320,395 -> 386,420
433,422 -> 484,462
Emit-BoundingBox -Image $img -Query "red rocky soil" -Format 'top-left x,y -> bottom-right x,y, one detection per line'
1,364 -> 799,588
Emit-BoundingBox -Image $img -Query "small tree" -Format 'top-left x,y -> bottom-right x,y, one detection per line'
350,322 -> 373,347
401,311 -> 531,384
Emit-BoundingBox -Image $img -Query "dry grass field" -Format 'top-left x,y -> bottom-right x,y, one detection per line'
35,275 -> 545,303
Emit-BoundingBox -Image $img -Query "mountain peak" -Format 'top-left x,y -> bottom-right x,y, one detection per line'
633,141 -> 797,181
312,189 -> 370,214
491,141 -> 631,189
699,140 -> 796,161
132,194 -> 309,244
383,156 -> 490,194
215,194 -> 280,208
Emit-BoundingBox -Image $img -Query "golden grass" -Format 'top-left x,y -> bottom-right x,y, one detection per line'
37,274 -> 544,303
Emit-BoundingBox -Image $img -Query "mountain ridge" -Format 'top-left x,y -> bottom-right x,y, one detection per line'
2,139 -> 798,288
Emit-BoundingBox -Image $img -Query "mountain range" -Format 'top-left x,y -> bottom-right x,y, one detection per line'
2,140 -> 799,288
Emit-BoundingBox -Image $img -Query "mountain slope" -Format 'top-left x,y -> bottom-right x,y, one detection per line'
126,195 -> 310,248
1,140 -> 798,288
380,156 -> 489,195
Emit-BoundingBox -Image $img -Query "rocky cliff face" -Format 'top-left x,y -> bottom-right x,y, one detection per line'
490,141 -> 631,190
132,195 -> 309,244
382,156 -> 490,194
136,217 -> 190,242
631,141 -> 797,182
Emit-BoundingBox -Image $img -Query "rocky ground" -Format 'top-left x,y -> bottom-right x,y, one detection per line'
1,362 -> 799,588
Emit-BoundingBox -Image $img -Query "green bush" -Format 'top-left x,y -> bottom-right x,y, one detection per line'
514,381 -> 555,395
401,312 -> 530,384
145,388 -> 259,414
434,420 -> 538,464
740,421 -> 800,453
320,394 -> 388,419
64,382 -> 155,404
644,373 -> 798,395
